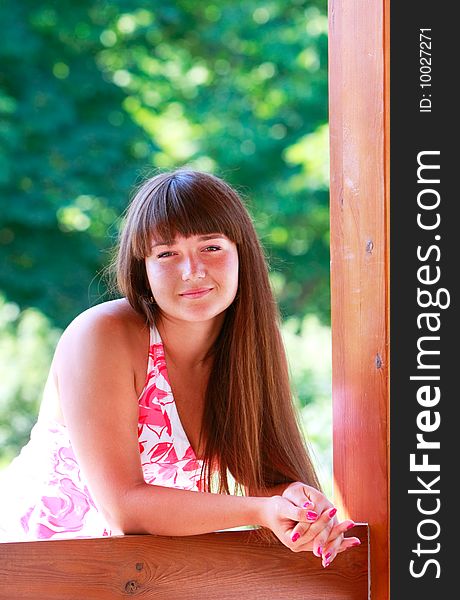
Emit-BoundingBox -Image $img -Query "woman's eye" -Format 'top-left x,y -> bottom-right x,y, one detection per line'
157,251 -> 174,258
204,245 -> 221,252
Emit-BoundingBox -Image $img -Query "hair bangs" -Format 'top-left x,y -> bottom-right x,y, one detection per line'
132,172 -> 244,258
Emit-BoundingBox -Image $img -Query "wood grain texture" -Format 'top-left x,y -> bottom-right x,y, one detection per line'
328,0 -> 390,599
0,525 -> 369,600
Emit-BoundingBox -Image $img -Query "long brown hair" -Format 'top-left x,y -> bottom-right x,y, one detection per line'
116,169 -> 321,498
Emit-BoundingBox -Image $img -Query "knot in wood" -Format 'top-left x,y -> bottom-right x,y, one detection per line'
375,353 -> 383,369
366,240 -> 374,254
125,580 -> 140,594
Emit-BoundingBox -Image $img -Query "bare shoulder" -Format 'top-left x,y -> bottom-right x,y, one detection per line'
54,299 -> 148,367
64,298 -> 145,336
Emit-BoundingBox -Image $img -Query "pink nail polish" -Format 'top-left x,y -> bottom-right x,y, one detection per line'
346,522 -> 355,530
328,507 -> 337,518
303,500 -> 313,508
324,552 -> 332,560
291,532 -> 300,542
324,561 -> 330,568
317,546 -> 323,556
306,511 -> 318,520
351,540 -> 361,547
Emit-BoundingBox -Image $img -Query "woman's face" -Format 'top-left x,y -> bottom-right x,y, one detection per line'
145,233 -> 239,325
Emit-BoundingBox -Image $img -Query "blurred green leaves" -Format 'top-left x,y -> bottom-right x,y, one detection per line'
0,294 -> 61,466
0,0 -> 157,326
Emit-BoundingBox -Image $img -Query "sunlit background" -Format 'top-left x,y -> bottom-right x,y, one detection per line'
0,0 -> 332,494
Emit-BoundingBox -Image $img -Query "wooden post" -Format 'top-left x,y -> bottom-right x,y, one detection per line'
328,1 -> 390,599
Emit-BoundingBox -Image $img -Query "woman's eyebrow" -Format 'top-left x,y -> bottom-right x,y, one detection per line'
197,234 -> 226,241
152,240 -> 173,248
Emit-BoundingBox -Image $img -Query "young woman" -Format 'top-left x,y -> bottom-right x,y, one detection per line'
0,170 -> 359,567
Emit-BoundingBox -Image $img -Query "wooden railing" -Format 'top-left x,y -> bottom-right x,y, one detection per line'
0,524 -> 369,599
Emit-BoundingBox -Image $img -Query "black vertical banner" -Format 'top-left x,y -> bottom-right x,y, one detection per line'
390,2 -> 456,598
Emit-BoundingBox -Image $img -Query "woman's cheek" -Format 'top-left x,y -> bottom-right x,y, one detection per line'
146,262 -> 175,293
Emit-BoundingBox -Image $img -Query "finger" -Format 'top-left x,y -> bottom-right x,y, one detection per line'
289,512 -> 319,545
283,487 -> 316,510
302,499 -> 315,509
292,528 -> 350,556
321,523 -> 360,567
275,494 -> 317,526
306,506 -> 338,556
322,536 -> 361,567
321,532 -> 344,567
299,486 -> 320,510
326,519 -> 356,542
336,536 -> 361,553
320,519 -> 356,563
301,485 -> 332,513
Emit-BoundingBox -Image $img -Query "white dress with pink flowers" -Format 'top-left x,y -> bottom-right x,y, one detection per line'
0,325 -> 204,541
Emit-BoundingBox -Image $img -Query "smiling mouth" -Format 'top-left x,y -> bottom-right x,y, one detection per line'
179,288 -> 213,299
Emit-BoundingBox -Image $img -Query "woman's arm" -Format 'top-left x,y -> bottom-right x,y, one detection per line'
54,305 -> 306,539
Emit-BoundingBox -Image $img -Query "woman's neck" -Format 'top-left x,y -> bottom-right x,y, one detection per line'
156,314 -> 225,370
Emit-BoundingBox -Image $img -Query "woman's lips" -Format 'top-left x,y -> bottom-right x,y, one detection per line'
179,287 -> 213,299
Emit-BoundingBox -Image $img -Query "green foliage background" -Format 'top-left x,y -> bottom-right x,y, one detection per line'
0,0 -> 332,485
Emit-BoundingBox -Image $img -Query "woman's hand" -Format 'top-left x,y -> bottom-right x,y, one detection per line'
258,494 -> 322,552
281,482 -> 361,567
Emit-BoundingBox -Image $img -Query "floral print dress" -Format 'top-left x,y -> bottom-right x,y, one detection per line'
0,326 -> 204,541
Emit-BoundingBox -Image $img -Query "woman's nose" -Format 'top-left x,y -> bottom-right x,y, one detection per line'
181,255 -> 206,281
